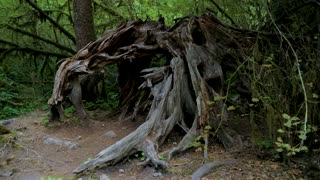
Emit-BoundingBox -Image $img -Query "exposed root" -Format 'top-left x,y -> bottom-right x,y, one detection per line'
73,73 -> 173,173
137,139 -> 169,168
47,15 -> 252,173
168,117 -> 200,160
191,159 -> 237,180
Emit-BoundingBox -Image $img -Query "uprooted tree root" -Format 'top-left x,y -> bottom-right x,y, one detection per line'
48,15 -> 254,173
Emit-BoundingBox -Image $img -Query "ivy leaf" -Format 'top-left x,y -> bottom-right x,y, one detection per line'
262,64 -> 272,68
277,129 -> 285,133
227,105 -> 236,111
298,133 -> 307,141
282,113 -> 291,120
252,97 -> 259,103
207,101 -> 214,105
283,121 -> 292,128
292,122 -> 300,126
214,96 -> 225,101
276,137 -> 283,143
291,116 -> 299,121
283,143 -> 291,150
311,126 -> 318,132
300,146 -> 308,152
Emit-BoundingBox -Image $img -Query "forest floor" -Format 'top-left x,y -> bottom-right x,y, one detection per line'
0,110 -> 308,179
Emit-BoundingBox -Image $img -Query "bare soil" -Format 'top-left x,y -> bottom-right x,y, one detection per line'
0,110 -> 306,179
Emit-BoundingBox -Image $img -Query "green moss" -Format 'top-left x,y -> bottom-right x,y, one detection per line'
0,127 -> 16,146
0,124 -> 10,135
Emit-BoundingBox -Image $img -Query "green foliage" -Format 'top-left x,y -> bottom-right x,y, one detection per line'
0,67 -> 44,120
224,14 -> 320,156
84,66 -> 120,111
40,117 -> 50,127
189,135 -> 204,148
159,154 -> 165,161
275,114 -> 317,159
134,148 -> 145,161
255,138 -> 273,150
64,106 -> 76,117
188,125 -> 212,149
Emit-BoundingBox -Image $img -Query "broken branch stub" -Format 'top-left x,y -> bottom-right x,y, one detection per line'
48,15 -> 252,173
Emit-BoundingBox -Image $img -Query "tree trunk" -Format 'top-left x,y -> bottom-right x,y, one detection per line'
73,0 -> 103,111
73,0 -> 96,50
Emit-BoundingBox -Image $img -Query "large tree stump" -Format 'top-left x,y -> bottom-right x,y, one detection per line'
48,15 -> 253,173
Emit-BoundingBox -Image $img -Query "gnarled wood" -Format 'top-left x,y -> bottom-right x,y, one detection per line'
48,15 -> 253,173
191,159 -> 237,180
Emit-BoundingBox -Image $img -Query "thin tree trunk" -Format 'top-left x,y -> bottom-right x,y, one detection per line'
73,0 -> 96,50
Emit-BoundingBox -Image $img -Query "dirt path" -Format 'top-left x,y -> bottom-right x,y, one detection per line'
0,111 -> 306,179
1,110 -> 142,179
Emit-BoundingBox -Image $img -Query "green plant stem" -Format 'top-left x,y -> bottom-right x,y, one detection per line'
211,57 -> 249,137
267,7 -> 308,146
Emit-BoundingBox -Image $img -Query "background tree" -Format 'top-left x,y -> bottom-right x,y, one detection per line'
73,0 -> 96,50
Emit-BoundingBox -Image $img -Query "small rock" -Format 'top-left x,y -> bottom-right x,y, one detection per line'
77,178 -> 83,180
0,171 -> 13,177
0,118 -> 16,125
173,142 -> 177,145
29,112 -> 40,116
103,131 -> 117,138
152,172 -> 162,177
44,137 -> 80,149
100,174 -> 110,180
119,169 -> 125,173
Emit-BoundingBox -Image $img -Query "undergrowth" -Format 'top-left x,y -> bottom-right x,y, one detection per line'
0,67 -> 48,120
225,32 -> 320,160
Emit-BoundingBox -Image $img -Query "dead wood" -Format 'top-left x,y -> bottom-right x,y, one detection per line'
191,159 -> 237,180
48,14 -> 254,173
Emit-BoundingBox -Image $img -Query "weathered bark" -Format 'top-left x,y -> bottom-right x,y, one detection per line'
72,0 -> 101,108
48,15 -> 254,173
73,0 -> 96,50
191,159 -> 237,180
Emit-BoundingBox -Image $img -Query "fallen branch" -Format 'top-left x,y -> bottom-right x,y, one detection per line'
25,0 -> 76,44
6,25 -> 76,54
191,159 -> 237,180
